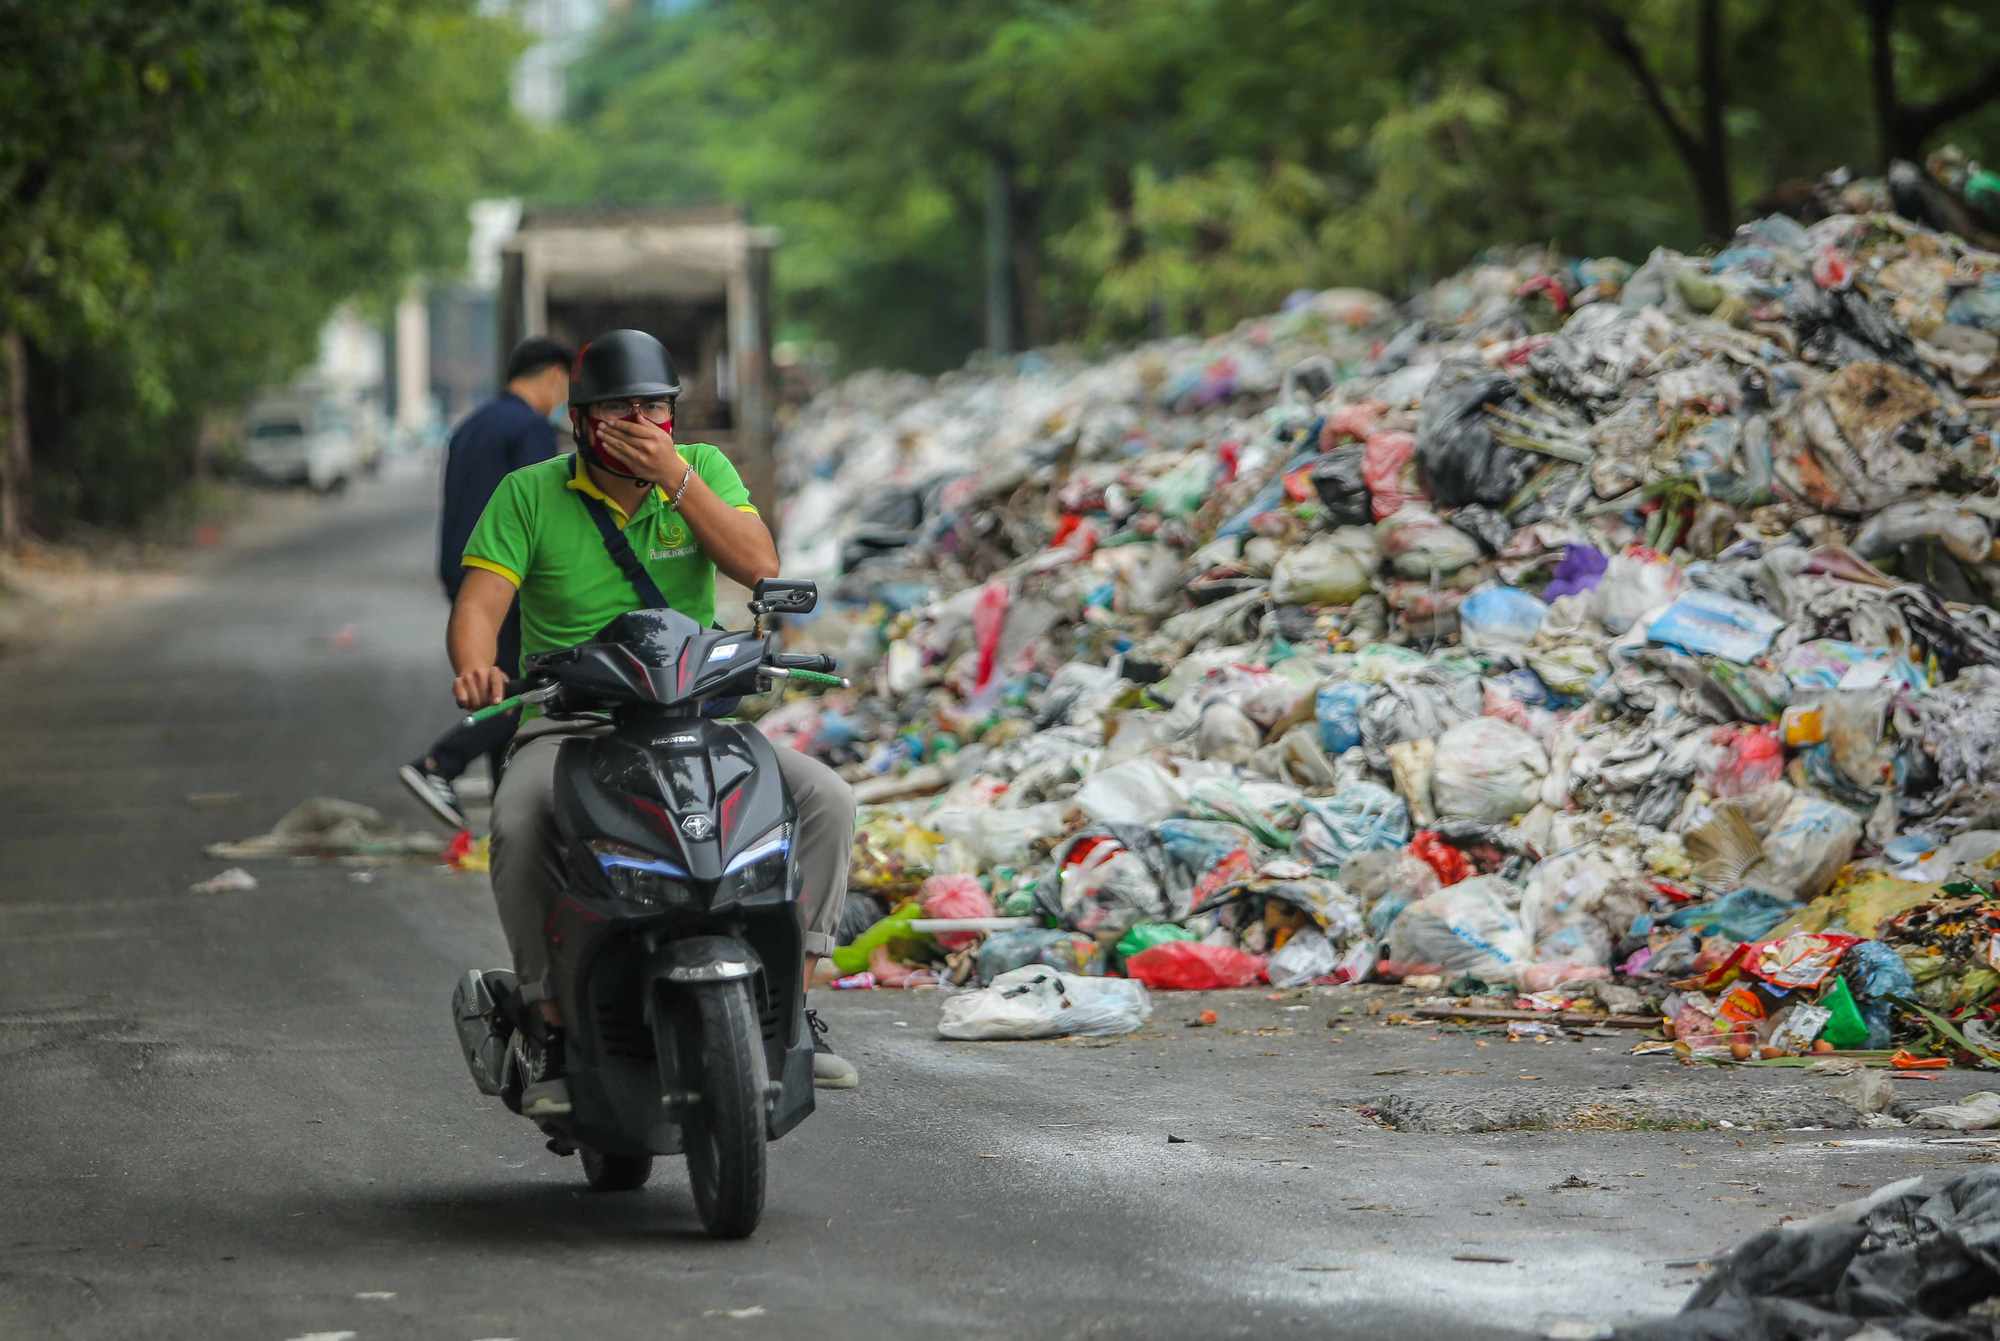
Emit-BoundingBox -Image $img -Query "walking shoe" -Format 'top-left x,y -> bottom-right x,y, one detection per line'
807,1008 -> 858,1090
517,1025 -> 572,1117
399,762 -> 469,831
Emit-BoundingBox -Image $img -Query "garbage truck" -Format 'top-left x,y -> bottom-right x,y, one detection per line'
497,205 -> 780,520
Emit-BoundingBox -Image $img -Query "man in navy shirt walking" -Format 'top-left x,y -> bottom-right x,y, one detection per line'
399,337 -> 573,830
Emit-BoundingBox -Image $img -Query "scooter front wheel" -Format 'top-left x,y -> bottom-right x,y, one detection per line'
581,1147 -> 653,1192
680,979 -> 768,1239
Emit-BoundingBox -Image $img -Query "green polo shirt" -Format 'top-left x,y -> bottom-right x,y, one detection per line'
461,448 -> 758,656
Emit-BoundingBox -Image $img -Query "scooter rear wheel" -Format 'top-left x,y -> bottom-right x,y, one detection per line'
580,1147 -> 653,1192
680,979 -> 768,1239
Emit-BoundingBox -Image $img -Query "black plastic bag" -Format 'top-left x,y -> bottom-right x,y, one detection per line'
1448,503 -> 1512,555
1414,360 -> 1536,509
1309,446 -> 1371,526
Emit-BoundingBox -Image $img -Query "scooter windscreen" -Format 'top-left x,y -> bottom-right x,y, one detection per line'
527,608 -> 768,709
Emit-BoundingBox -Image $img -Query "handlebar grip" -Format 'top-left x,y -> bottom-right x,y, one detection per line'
769,653 -> 837,673
502,678 -> 528,696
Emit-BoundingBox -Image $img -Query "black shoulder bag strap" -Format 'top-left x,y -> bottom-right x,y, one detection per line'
577,490 -> 741,717
579,493 -> 670,610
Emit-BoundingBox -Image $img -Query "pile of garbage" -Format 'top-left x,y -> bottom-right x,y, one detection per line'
769,204 -> 2000,1055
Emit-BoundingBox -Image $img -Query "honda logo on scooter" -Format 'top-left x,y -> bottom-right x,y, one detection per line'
680,813 -> 715,840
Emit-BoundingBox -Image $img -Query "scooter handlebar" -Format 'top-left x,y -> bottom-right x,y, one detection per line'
768,652 -> 837,673
461,679 -> 557,728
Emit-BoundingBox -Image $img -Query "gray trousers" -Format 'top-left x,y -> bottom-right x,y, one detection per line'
490,719 -> 857,1004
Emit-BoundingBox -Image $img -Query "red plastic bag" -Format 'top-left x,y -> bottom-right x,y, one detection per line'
920,874 -> 995,950
1744,932 -> 1861,991
1282,462 -> 1318,503
971,579 -> 1009,693
1124,941 -> 1266,991
1708,724 -> 1784,798
1321,400 -> 1385,446
1409,831 -> 1470,886
1361,430 -> 1421,520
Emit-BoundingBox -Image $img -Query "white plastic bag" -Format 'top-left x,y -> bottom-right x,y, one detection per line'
1059,841 -> 1168,934
1195,702 -> 1262,764
929,802 -> 1067,867
1430,717 -> 1549,823
1517,851 -> 1625,967
1376,506 -> 1482,578
1593,549 -> 1685,634
1760,794 -> 1862,900
1269,535 -> 1374,605
1266,926 -> 1340,987
1385,875 -> 1532,983
1073,758 -> 1187,826
936,967 -> 1152,1040
1914,1092 -> 2000,1131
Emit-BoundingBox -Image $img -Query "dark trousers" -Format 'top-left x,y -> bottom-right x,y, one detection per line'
425,601 -> 523,782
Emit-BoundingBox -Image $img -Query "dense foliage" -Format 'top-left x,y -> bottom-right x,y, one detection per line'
7,0 -> 1998,536
0,0 -> 524,535
547,0 -> 2000,373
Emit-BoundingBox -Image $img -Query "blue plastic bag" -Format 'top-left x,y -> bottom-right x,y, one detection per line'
1645,589 -> 1785,663
1458,585 -> 1547,653
1216,451 -> 1318,538
1842,940 -> 1916,1050
1662,888 -> 1797,943
1294,784 -> 1411,868
1315,680 -> 1377,755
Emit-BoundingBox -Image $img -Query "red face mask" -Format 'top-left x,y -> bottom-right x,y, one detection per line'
571,405 -> 672,481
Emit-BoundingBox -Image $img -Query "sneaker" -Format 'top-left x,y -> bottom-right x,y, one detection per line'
399,762 -> 469,831
807,1008 -> 858,1090
517,1025 -> 572,1117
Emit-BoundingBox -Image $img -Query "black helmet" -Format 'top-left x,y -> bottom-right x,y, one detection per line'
569,329 -> 681,404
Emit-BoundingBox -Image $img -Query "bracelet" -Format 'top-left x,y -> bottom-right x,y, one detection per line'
670,461 -> 694,509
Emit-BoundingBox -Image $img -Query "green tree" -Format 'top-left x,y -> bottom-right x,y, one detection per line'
547,0 -> 2000,374
0,0 -> 525,538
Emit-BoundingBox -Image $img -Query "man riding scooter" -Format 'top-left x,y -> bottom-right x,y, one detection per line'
448,329 -> 859,1116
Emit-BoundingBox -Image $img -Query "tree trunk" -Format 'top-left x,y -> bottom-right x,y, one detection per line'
1864,0 -> 1901,170
1010,184 -> 1047,350
0,330 -> 28,549
1864,0 -> 2000,166
1591,1 -> 1735,241
984,151 -> 1015,355
1691,0 -> 1733,241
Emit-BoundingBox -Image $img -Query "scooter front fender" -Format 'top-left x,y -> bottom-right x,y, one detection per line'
652,933 -> 760,984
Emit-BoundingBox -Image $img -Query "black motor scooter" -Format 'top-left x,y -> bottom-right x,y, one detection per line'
451,578 -> 841,1239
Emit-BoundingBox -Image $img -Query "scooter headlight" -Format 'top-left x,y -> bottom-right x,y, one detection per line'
590,839 -> 693,909
723,822 -> 790,876
717,823 -> 791,902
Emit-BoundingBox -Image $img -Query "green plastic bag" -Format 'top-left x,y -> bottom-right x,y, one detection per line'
1818,976 -> 1871,1051
1117,923 -> 1196,962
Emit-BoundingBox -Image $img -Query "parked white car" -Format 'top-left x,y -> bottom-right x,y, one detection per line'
241,399 -> 378,492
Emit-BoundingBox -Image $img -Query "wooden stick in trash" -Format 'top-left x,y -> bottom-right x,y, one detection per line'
1410,1005 -> 1661,1029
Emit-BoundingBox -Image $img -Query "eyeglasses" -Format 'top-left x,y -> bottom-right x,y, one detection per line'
587,398 -> 675,422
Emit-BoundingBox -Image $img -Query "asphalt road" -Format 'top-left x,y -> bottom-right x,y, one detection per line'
2,474 -> 1989,1341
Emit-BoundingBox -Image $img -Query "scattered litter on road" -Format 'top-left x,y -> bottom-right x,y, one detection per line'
937,968 -> 1151,1039
767,204 -> 2000,1079
207,798 -> 447,861
188,867 -> 258,894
